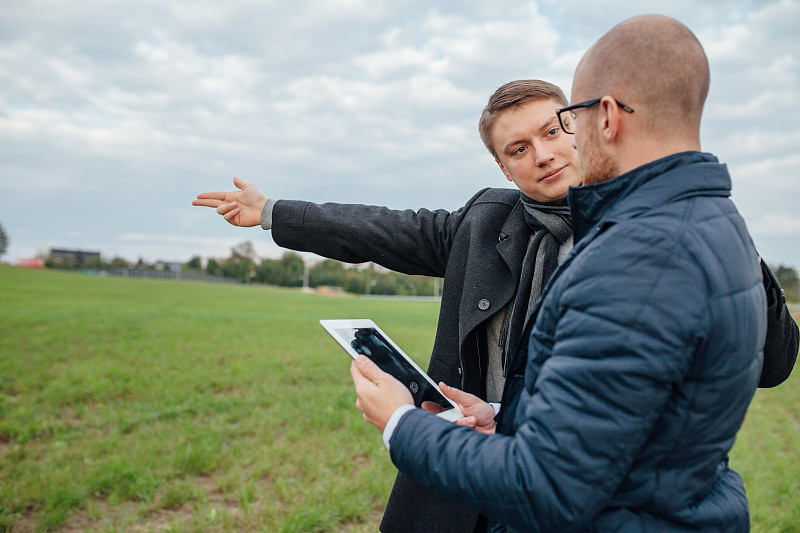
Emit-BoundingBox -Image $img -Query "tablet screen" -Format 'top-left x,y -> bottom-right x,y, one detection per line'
335,326 -> 452,410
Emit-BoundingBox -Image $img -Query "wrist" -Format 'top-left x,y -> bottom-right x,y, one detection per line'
382,404 -> 416,450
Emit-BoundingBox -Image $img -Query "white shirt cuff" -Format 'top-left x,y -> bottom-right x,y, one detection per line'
490,402 -> 501,416
382,404 -> 417,450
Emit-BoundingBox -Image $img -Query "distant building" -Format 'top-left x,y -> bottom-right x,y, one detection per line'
49,249 -> 101,269
16,258 -> 45,268
154,261 -> 183,272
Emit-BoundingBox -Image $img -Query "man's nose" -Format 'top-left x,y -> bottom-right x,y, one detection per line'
534,145 -> 555,166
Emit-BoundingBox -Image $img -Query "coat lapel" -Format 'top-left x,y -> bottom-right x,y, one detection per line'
458,200 -> 529,347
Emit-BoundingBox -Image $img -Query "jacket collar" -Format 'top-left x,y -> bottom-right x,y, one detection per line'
567,151 -> 731,243
498,199 -> 529,269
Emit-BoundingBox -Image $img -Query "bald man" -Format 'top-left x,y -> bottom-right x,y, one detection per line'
351,15 -> 764,532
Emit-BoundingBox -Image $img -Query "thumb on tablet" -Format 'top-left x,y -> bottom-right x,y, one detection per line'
439,382 -> 474,405
354,355 -> 385,383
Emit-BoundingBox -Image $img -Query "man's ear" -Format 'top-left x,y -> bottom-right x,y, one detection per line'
599,96 -> 620,143
495,159 -> 512,182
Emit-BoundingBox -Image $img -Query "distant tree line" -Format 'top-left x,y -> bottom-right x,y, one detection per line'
186,241 -> 439,296
41,240 -> 440,297
0,223 -> 8,259
774,265 -> 799,303
28,235 -> 800,301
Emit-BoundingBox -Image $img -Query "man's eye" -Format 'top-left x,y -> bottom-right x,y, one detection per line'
547,127 -> 560,137
513,146 -> 526,155
567,113 -> 577,127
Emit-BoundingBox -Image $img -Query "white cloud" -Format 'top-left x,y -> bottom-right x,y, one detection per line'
1,0 -> 798,270
750,214 -> 800,238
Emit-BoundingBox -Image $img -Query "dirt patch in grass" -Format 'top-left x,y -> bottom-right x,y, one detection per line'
4,516 -> 35,533
195,475 -> 240,511
37,475 -> 252,533
313,286 -> 351,297
789,410 -> 800,433
56,501 -> 139,533
1,495 -> 42,533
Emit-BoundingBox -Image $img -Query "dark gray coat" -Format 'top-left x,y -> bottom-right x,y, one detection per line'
272,188 -> 528,532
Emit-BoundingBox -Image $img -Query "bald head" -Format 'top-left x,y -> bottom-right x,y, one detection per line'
574,15 -> 709,138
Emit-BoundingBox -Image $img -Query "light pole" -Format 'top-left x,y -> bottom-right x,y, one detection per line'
408,282 -> 416,296
301,261 -> 311,292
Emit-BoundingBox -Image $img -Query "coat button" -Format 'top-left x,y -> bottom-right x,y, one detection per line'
478,298 -> 490,311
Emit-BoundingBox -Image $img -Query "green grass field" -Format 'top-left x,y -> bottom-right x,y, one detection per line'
1,266 -> 798,532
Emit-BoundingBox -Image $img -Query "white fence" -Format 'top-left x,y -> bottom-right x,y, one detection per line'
103,268 -> 239,284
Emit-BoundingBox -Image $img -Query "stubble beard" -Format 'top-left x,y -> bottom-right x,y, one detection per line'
579,127 -> 618,186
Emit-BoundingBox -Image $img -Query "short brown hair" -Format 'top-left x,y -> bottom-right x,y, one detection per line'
478,80 -> 568,159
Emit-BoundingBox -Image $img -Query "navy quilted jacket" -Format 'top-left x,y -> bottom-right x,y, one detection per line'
390,151 -> 765,532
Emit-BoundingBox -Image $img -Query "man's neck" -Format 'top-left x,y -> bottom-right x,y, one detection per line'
615,136 -> 701,177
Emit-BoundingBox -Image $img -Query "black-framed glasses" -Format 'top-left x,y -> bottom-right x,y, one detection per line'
556,98 -> 634,134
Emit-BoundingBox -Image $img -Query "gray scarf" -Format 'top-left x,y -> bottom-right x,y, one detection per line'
499,196 -> 572,374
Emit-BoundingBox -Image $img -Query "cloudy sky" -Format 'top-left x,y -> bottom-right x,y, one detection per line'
2,0 -> 798,269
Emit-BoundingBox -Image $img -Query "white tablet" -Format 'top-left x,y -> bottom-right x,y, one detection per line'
320,319 -> 463,422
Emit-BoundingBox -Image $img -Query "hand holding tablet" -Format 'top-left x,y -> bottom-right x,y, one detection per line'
321,319 -> 463,422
